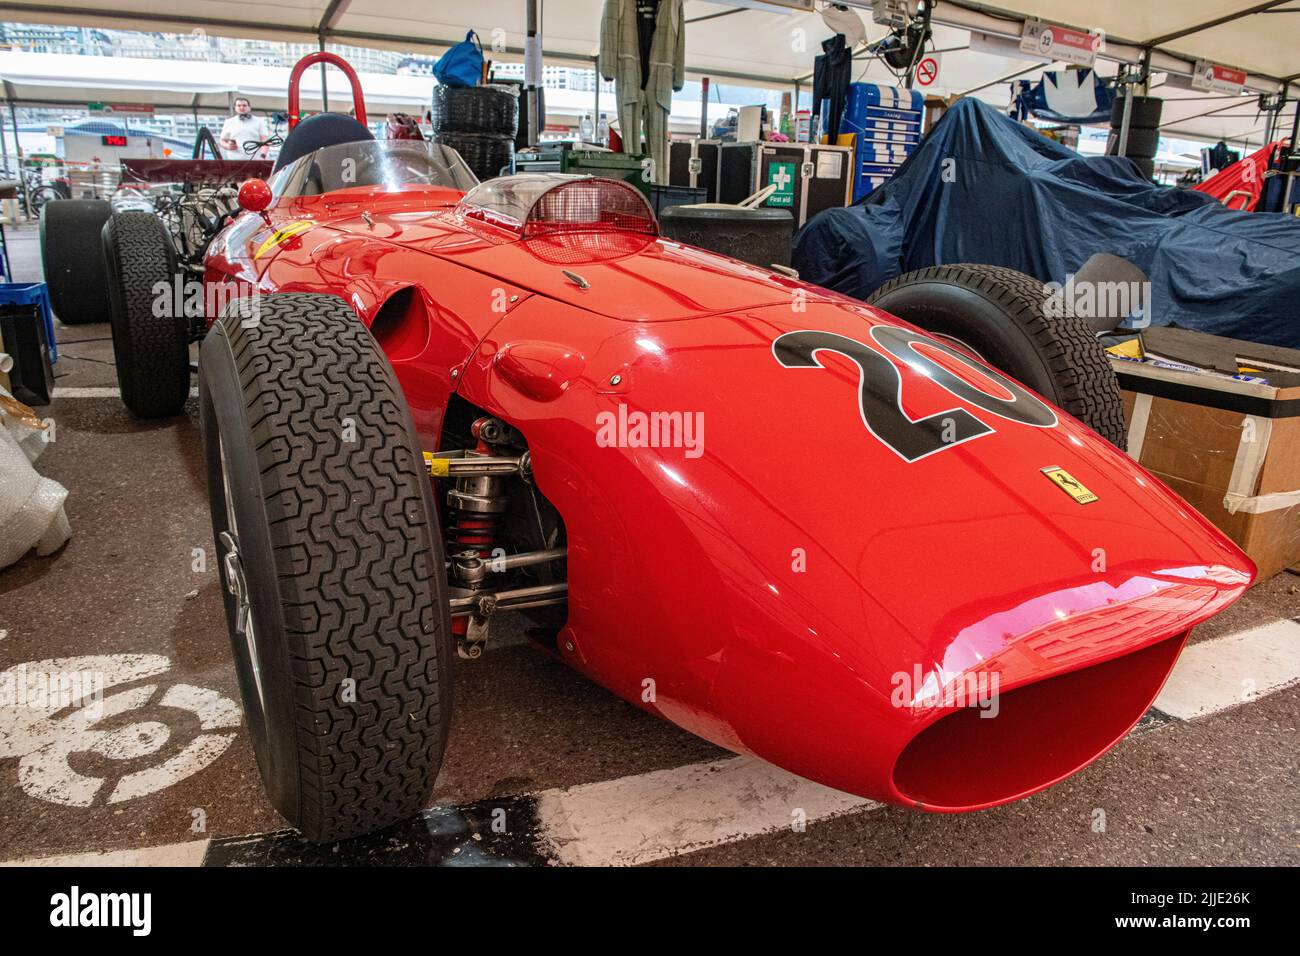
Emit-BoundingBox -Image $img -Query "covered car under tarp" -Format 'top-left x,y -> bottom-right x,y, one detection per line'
794,98 -> 1300,349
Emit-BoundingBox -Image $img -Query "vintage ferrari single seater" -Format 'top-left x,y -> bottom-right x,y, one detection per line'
99,55 -> 1254,842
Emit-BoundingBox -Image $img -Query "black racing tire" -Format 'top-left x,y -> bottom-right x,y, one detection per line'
1106,125 -> 1159,159
102,211 -> 190,419
430,84 -> 519,137
659,205 -> 794,268
1129,156 -> 1156,181
867,264 -> 1127,448
431,131 -> 515,181
1110,95 -> 1162,129
199,293 -> 452,843
40,199 -> 112,325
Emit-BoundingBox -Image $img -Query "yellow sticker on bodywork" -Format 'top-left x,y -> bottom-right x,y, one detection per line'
1041,466 -> 1098,504
254,220 -> 315,259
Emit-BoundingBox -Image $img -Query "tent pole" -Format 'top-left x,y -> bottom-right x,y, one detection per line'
700,77 -> 709,138
319,34 -> 329,112
8,100 -> 30,220
526,0 -> 542,146
593,55 -> 600,143
0,103 -> 8,179
1117,90 -> 1133,156
1282,100 -> 1300,213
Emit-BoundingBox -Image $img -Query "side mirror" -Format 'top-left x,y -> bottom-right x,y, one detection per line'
238,178 -> 273,213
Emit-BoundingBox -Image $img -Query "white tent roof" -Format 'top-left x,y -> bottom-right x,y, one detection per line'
0,50 -> 435,114
0,1 -> 1292,80
0,1 -> 1293,145
998,1 -> 1297,82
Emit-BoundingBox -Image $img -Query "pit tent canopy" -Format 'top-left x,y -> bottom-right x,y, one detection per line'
0,1 -> 1294,144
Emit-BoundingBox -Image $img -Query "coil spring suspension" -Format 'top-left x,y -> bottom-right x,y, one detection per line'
447,418 -> 512,656
447,416 -> 511,562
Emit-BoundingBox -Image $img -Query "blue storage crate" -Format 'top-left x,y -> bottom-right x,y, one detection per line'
0,282 -> 56,363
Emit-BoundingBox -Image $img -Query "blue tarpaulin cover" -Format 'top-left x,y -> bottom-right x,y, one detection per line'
793,98 -> 1300,348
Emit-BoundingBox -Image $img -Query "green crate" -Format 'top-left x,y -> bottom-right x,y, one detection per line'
562,150 -> 652,198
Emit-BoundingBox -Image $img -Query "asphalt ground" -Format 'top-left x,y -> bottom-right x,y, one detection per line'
0,224 -> 1297,866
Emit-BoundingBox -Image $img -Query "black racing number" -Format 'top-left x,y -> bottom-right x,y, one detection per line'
772,328 -> 1056,462
869,326 -> 1057,429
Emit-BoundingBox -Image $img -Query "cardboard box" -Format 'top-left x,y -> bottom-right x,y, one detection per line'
1114,357 -> 1300,580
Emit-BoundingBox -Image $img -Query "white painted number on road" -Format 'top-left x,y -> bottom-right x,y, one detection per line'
0,655 -> 240,807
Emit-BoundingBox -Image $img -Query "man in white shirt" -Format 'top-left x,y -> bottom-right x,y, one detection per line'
219,97 -> 270,159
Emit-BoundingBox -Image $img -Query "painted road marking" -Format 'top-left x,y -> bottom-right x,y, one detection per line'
54,387 -> 199,399
1153,618 -> 1300,720
535,755 -> 873,867
2,615 -> 1298,866
0,840 -> 210,867
52,387 -> 124,398
0,654 -> 241,807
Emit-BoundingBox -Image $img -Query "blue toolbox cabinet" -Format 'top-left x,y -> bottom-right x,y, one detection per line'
839,83 -> 926,202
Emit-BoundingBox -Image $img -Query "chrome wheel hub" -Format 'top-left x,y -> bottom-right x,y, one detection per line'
218,435 -> 267,713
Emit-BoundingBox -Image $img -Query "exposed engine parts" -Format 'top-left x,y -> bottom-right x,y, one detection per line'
429,413 -> 567,659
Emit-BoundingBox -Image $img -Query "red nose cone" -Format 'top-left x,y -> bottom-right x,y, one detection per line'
238,178 -> 273,213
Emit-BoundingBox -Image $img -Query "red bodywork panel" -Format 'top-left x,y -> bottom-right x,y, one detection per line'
1194,139 -> 1288,212
204,180 -> 1254,811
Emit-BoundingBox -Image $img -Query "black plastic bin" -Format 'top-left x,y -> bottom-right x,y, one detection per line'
650,184 -> 707,216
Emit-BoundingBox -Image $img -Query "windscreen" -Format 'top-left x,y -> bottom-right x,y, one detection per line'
271,140 -> 479,197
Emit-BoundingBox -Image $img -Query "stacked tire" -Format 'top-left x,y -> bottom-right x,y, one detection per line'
1106,95 -> 1162,181
40,199 -> 113,325
430,85 -> 518,181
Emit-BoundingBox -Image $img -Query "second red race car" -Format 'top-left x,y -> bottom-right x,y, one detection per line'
102,54 -> 1254,843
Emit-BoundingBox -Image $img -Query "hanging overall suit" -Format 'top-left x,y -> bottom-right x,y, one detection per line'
599,0 -> 685,184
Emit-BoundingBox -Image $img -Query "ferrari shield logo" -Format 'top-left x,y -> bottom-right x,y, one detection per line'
1041,466 -> 1098,504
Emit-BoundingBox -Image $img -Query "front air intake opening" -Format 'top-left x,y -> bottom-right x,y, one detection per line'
369,287 -> 430,362
892,632 -> 1187,811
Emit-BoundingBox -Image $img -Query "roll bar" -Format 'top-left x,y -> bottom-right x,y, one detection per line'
287,52 -> 367,130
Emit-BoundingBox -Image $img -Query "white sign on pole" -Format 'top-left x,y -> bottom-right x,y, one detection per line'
1019,20 -> 1103,68
1191,60 -> 1247,95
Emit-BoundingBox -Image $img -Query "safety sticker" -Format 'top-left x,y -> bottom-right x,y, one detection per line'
254,219 -> 315,259
767,162 -> 795,207
1041,466 -> 1098,504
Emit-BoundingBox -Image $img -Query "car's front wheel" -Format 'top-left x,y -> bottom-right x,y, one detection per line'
199,292 -> 453,843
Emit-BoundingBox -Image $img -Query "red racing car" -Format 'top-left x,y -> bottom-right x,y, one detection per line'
100,54 -> 1254,842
